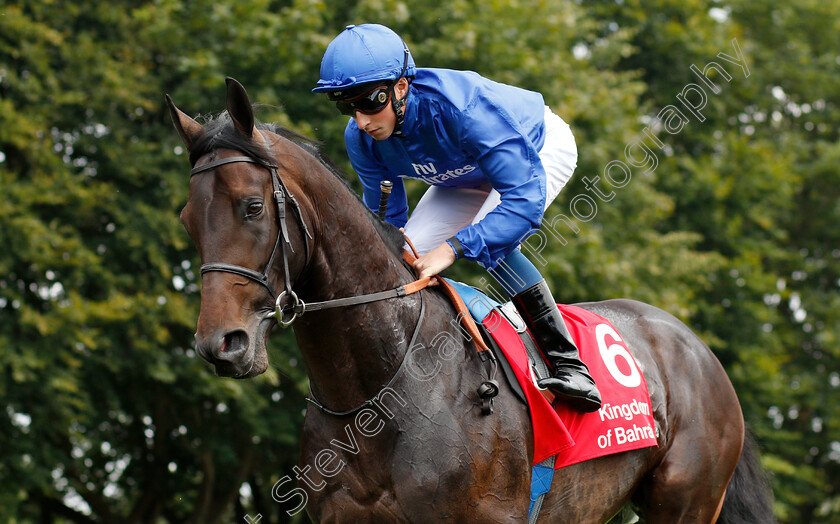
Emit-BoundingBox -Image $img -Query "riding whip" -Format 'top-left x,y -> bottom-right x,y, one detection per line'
378,180 -> 393,220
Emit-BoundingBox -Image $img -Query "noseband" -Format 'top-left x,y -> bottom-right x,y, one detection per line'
190,154 -> 312,326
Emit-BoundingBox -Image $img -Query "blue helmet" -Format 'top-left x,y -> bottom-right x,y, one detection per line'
312,24 -> 416,97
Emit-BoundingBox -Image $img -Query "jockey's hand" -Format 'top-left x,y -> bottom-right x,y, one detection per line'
413,242 -> 457,282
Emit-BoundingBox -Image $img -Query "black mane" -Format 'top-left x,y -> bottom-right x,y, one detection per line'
189,112 -> 405,257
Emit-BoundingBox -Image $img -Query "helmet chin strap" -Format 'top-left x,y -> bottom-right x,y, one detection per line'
390,40 -> 412,137
390,82 -> 409,137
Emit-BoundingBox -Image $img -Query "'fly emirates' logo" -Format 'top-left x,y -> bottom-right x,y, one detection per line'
403,161 -> 476,184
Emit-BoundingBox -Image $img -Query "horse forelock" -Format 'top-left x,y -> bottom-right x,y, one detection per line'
187,112 -> 405,258
188,112 -> 276,167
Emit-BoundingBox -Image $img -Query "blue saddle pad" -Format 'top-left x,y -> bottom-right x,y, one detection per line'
442,278 -> 501,323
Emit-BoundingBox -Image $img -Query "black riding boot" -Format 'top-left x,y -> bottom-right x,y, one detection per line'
512,280 -> 602,413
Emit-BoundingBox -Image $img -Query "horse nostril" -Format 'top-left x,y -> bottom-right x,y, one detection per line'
194,330 -> 251,377
220,330 -> 249,360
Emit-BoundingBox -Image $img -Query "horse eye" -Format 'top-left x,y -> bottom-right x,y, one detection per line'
246,201 -> 264,216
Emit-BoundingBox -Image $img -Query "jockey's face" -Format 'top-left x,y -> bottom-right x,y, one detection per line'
352,78 -> 409,141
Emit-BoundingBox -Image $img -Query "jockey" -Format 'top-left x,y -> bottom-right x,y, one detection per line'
313,24 -> 602,412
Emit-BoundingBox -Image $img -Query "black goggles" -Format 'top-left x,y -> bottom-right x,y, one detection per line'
335,85 -> 393,116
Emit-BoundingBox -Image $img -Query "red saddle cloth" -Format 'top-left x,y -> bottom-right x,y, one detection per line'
483,304 -> 658,469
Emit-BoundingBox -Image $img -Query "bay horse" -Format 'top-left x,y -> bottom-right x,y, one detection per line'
166,78 -> 774,523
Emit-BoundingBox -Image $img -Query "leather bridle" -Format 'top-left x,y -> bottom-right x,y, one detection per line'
190,154 -> 312,326
189,153 -> 432,328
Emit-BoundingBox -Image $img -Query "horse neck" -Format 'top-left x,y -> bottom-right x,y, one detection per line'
291,163 -> 421,409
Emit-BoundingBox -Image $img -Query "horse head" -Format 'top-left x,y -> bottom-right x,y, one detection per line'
167,78 -> 314,378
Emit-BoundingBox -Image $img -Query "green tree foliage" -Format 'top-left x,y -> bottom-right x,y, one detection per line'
0,0 -> 836,522
1,2 -> 310,522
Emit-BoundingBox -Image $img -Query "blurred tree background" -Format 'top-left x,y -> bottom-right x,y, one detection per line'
0,0 -> 837,522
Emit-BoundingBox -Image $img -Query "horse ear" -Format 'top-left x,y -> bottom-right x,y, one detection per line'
225,77 -> 255,138
166,94 -> 203,151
